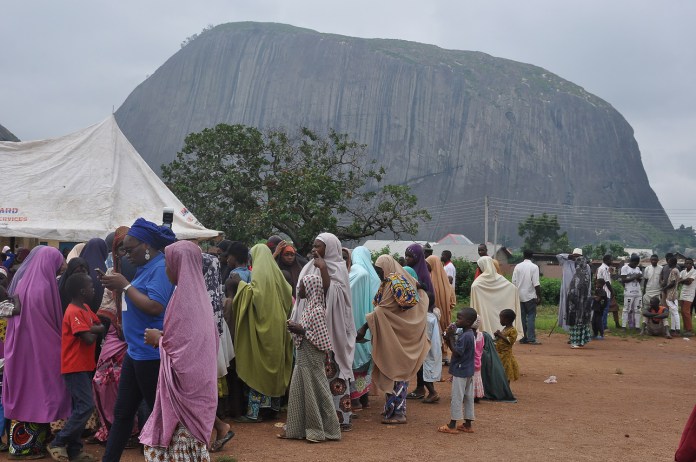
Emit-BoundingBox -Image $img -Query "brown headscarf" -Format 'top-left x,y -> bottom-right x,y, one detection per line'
426,255 -> 456,333
365,255 -> 429,394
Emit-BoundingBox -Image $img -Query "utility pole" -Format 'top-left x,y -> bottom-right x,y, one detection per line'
484,195 -> 489,244
493,209 -> 499,257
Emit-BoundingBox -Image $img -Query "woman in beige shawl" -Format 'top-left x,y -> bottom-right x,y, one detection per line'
425,254 -> 456,338
470,256 -> 522,335
291,232 -> 356,431
356,255 -> 429,425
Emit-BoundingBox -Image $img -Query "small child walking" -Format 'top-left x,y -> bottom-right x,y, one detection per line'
438,307 -> 477,434
591,288 -> 608,339
494,309 -> 520,383
471,315 -> 485,401
47,273 -> 104,462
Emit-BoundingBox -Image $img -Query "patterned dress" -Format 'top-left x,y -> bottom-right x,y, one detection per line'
285,274 -> 341,441
495,326 -> 520,382
144,425 -> 210,462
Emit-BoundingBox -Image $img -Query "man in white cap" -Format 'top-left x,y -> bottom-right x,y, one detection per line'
556,247 -> 583,331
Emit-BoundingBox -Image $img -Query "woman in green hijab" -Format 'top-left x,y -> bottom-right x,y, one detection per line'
232,244 -> 294,422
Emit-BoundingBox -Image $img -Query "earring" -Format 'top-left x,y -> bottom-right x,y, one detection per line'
145,249 -> 151,261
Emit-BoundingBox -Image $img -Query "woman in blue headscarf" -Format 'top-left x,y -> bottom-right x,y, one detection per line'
99,218 -> 177,462
346,246 -> 381,410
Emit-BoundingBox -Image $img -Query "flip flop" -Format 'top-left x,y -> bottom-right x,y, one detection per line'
422,394 -> 440,403
406,391 -> 425,400
456,424 -> 475,433
210,430 -> 235,452
381,417 -> 407,425
46,445 -> 69,462
437,424 -> 459,434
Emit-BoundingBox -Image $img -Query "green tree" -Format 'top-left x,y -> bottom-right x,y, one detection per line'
581,242 -> 627,260
517,213 -> 570,253
162,124 -> 430,253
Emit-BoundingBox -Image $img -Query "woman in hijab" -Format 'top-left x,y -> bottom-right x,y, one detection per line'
356,255 -> 429,425
292,233 -> 356,431
91,227 -> 135,445
283,274 -> 341,442
5,247 -> 30,286
405,243 -> 433,294
201,251 -> 235,451
79,237 -> 108,312
426,254 -> 456,350
347,246 -> 380,410
99,218 -> 177,462
567,257 -> 593,348
141,241 -> 218,461
274,242 -> 303,297
470,256 -> 522,336
4,246 -> 70,459
232,244 -> 293,423
58,257 -> 89,312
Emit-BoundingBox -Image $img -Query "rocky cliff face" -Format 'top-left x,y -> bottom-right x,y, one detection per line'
115,22 -> 671,245
0,124 -> 19,142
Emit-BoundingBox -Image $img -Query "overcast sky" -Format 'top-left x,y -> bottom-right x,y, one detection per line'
2,1 -> 695,229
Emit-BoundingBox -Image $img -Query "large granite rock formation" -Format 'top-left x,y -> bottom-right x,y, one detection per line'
115,22 -> 671,245
0,124 -> 19,142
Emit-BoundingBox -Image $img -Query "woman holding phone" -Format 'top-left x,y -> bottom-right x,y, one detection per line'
99,218 -> 176,462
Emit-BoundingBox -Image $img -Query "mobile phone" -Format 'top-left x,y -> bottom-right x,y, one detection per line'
95,268 -> 105,277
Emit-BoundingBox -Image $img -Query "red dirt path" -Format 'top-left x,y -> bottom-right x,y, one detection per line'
4,332 -> 693,462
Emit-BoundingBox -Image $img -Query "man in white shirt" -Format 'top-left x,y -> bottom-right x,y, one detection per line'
679,257 -> 696,337
512,249 -> 541,344
620,254 -> 643,331
440,250 -> 456,290
596,254 -> 615,336
642,254 -> 662,310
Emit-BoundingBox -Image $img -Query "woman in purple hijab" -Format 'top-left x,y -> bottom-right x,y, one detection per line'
4,246 -> 70,459
405,243 -> 433,294
141,240 -> 218,460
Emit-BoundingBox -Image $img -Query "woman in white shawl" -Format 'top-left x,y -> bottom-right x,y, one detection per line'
291,233 -> 356,431
470,256 -> 522,335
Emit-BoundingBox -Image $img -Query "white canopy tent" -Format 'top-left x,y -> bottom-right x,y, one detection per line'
0,116 -> 219,241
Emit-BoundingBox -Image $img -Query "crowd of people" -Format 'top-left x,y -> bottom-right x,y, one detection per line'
0,228 -> 529,460
3,227 -> 696,460
554,249 -> 696,346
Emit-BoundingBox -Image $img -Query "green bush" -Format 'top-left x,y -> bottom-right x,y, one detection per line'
539,276 -> 561,305
452,258 -> 477,299
538,276 -> 624,306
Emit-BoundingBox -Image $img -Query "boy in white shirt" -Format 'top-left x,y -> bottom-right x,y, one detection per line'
679,257 -> 696,337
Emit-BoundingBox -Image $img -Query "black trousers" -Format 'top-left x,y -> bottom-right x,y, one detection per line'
102,353 -> 160,462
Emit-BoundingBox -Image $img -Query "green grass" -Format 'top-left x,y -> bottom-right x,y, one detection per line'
215,456 -> 237,462
453,302 -> 647,339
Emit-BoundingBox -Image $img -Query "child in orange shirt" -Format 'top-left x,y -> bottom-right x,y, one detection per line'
47,273 -> 104,462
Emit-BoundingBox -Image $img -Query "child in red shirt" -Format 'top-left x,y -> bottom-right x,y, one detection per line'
47,273 -> 104,462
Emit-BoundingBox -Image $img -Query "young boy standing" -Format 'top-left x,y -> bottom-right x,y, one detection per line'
438,307 -> 477,434
47,273 -> 104,462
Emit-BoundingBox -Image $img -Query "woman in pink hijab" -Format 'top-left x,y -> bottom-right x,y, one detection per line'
140,240 -> 218,460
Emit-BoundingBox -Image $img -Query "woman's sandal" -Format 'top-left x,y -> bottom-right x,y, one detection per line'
381,417 -> 407,425
437,424 -> 459,434
210,430 -> 235,452
456,424 -> 474,433
406,391 -> 425,400
422,393 -> 440,403
46,445 -> 69,462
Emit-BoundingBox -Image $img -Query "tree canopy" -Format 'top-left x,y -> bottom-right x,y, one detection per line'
162,124 -> 430,253
517,213 -> 570,253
